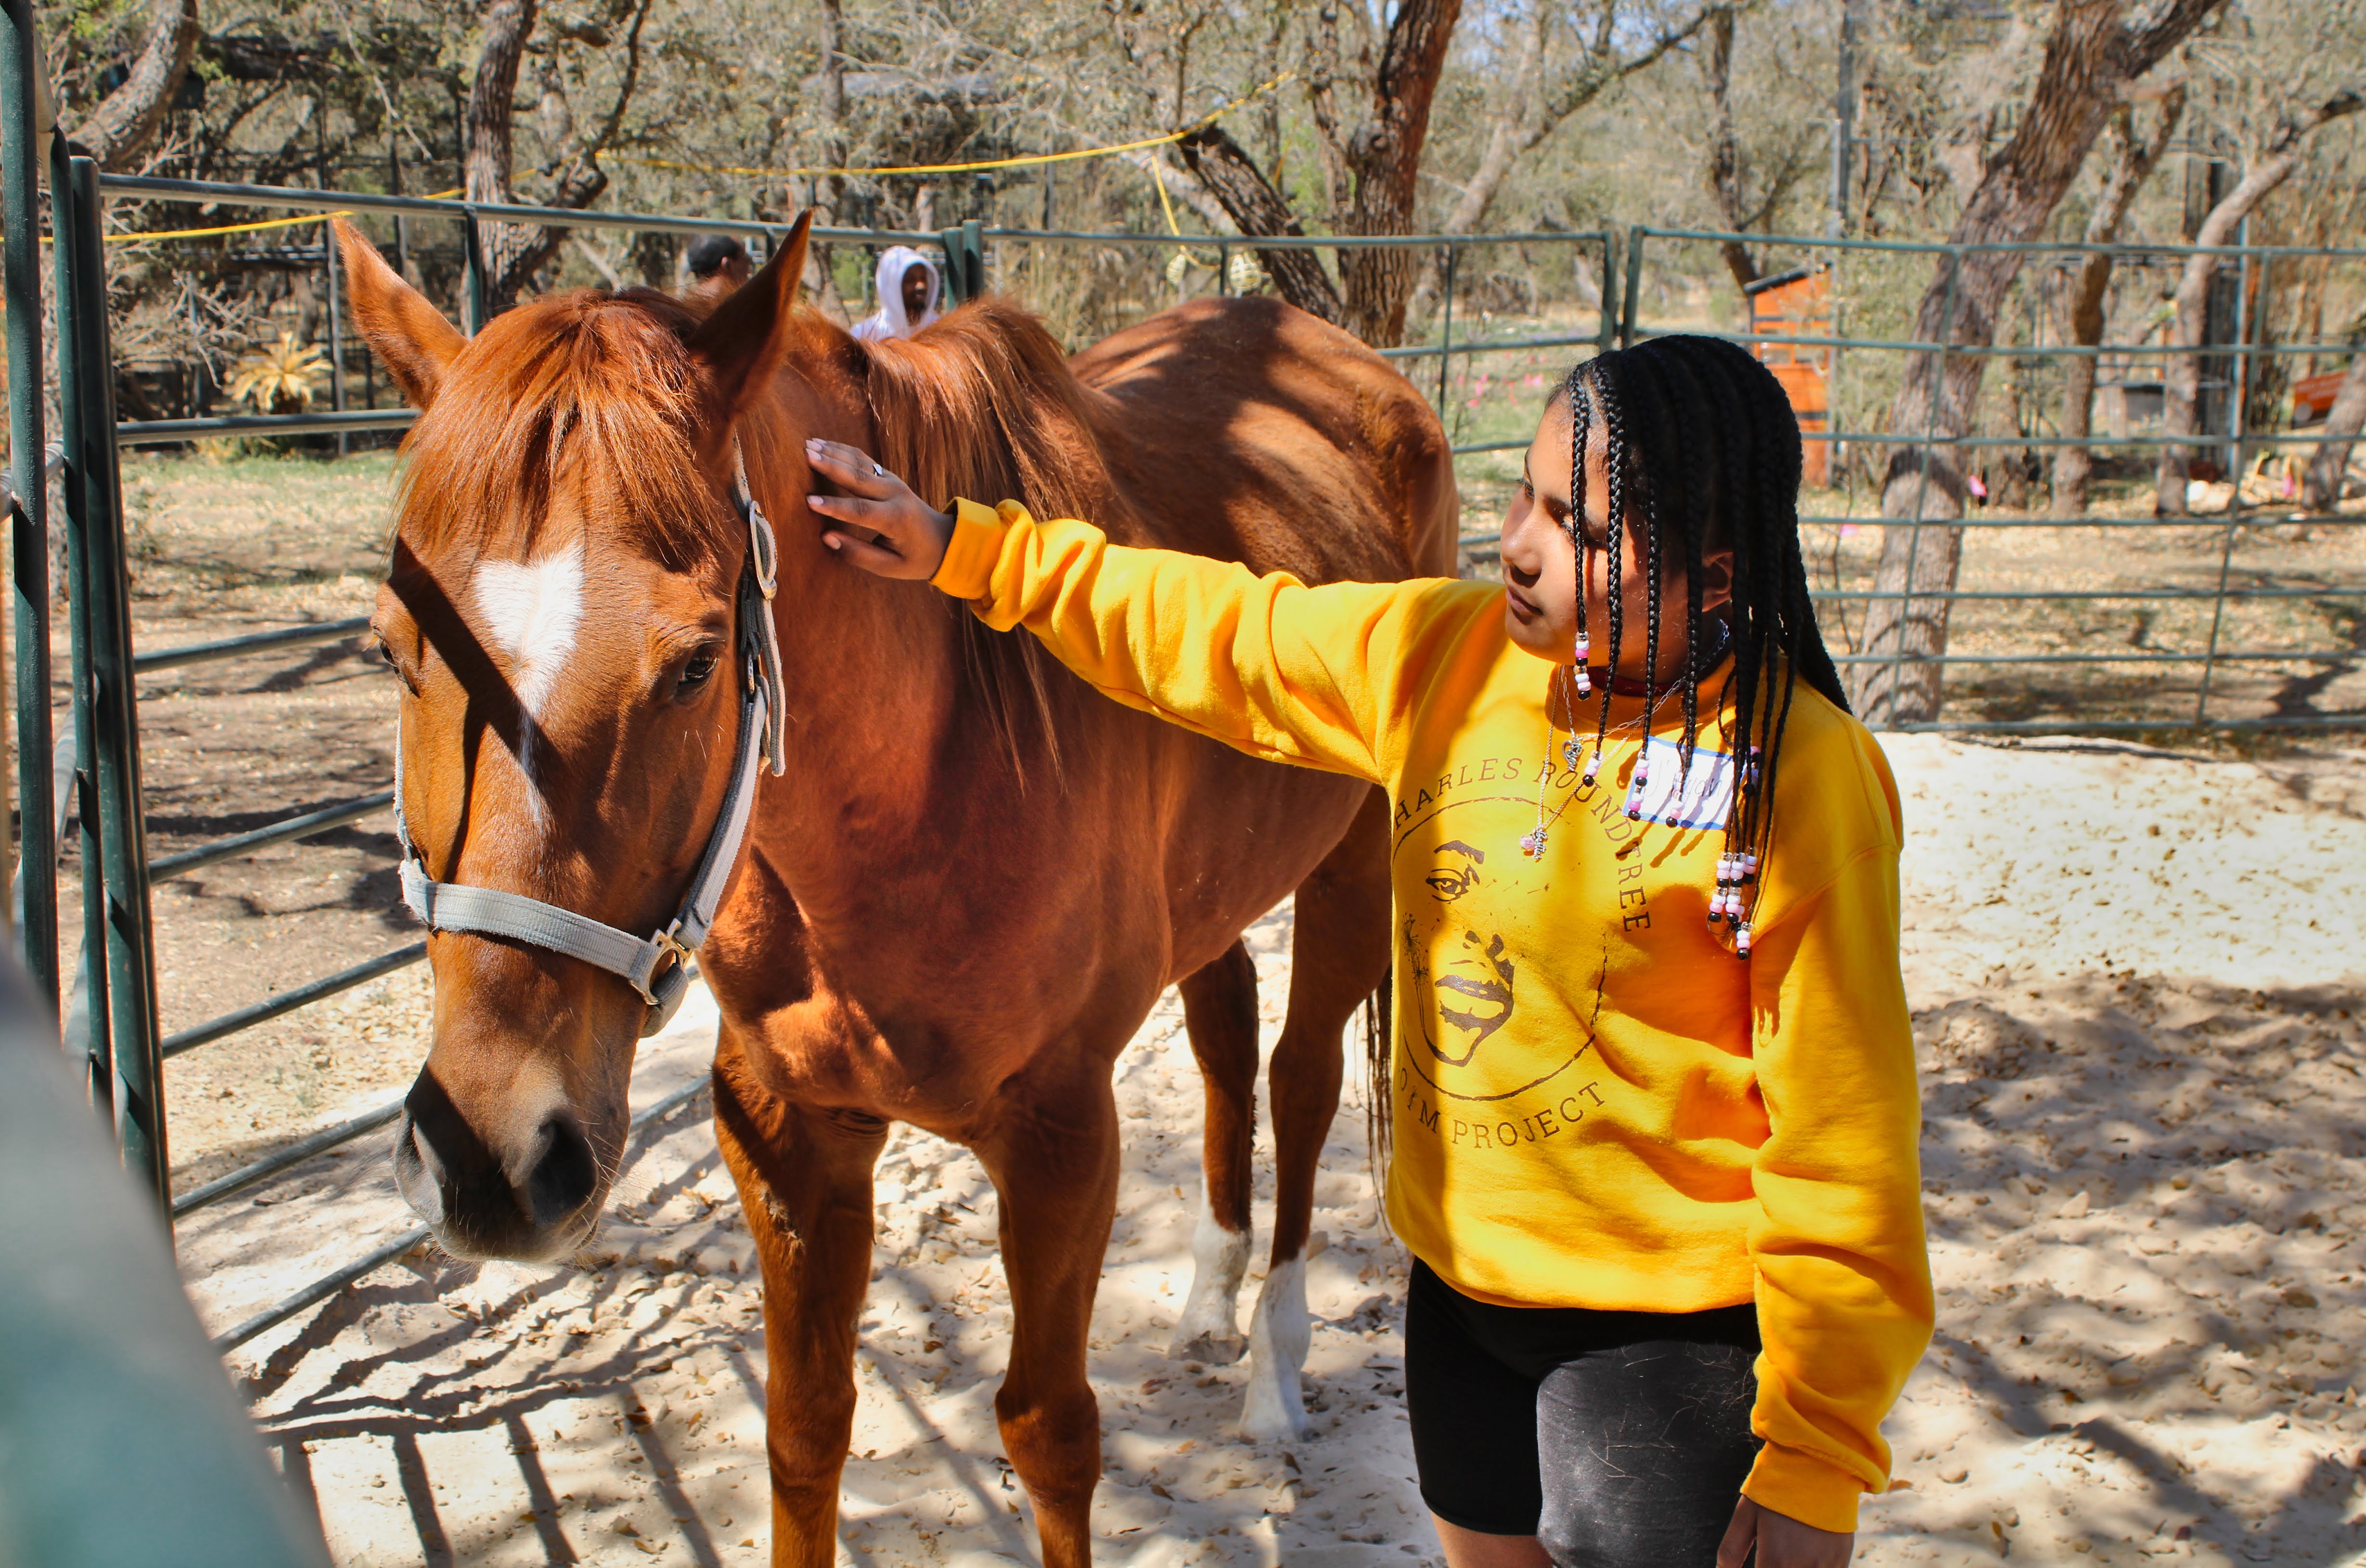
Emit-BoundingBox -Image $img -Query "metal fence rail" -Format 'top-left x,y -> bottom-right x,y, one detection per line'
2,131 -> 2358,1369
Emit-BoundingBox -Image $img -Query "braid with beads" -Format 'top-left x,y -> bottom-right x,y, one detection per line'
1566,371 -> 1591,712
1589,369 -> 1631,772
1557,335 -> 1845,953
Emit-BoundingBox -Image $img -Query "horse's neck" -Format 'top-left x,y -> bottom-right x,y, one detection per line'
739,405 -> 977,894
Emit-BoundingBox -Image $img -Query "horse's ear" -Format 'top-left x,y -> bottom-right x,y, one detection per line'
333,217 -> 466,409
687,210 -> 810,428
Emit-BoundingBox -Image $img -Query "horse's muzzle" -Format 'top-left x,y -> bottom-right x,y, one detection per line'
394,1073 -> 603,1262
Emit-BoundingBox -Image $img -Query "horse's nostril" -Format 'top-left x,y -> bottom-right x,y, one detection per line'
525,1116 -> 599,1228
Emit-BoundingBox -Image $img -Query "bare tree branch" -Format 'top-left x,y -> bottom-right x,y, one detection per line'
66,0 -> 200,171
1177,123 -> 1344,323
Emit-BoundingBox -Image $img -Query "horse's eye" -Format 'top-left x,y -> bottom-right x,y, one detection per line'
374,639 -> 398,670
676,653 -> 718,696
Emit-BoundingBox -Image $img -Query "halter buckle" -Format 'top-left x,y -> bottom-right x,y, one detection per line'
639,925 -> 696,1005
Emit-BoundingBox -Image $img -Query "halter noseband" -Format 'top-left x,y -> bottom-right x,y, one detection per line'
394,445 -> 788,1036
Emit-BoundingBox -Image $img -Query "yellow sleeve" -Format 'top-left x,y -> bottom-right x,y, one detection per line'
1739,839 -> 1934,1534
932,497 -> 1451,783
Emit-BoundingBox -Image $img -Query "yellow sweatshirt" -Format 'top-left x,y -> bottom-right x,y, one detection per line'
933,499 -> 1933,1533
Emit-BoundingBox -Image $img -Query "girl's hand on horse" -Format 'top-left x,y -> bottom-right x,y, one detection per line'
805,440 -> 954,581
1716,1496 -> 1854,1568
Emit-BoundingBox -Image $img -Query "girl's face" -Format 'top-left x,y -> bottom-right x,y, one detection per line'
1498,396 -> 1734,675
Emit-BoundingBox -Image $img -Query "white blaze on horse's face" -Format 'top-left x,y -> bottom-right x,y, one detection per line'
470,540 -> 587,799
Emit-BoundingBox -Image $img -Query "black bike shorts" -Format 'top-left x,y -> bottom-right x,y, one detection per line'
1404,1258 -> 1763,1566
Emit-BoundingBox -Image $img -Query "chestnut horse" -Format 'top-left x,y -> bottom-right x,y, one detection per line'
339,211 -> 1455,1567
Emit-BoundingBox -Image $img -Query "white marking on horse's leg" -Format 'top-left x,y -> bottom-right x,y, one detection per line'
1238,1254 -> 1312,1443
1168,1174 -> 1250,1362
470,542 -> 587,802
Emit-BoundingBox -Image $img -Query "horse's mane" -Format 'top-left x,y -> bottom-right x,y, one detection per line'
830,299 -> 1138,790
849,299 -> 1128,529
395,287 -> 739,575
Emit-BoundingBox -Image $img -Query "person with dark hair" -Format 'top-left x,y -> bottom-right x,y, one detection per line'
802,335 -> 1930,1568
686,234 -> 750,301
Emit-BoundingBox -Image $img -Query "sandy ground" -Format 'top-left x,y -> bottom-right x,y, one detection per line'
180,732 -> 2366,1568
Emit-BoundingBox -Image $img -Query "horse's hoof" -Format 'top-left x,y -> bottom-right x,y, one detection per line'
1168,1330 -> 1247,1365
1236,1363 -> 1312,1443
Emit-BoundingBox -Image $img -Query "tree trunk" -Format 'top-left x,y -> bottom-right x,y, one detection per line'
1317,0 -> 1462,346
1177,126 -> 1344,324
2301,352 -> 2366,510
2156,88 -> 2363,513
2052,89 -> 2183,517
808,0 -> 849,318
1700,5 -> 1758,293
466,0 -> 550,313
465,0 -> 655,316
1850,0 -> 2225,725
65,0 -> 199,171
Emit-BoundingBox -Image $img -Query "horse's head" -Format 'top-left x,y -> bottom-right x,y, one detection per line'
338,215 -> 814,1260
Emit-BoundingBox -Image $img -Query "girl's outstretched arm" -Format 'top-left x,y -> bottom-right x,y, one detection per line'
805,438 -> 1463,784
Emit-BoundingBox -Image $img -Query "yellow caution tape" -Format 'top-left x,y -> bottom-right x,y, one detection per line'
615,71 -> 1293,183
92,190 -> 463,245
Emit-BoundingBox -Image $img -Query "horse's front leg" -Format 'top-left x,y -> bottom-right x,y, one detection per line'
978,1066 -> 1123,1568
713,1037 -> 886,1568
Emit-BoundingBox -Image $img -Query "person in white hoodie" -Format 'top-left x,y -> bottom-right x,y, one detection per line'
852,246 -> 944,341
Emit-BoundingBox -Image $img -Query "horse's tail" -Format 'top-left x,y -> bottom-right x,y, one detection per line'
1362,969 -> 1393,1233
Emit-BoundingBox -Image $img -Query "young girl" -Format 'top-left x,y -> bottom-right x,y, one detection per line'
805,334 -> 1931,1568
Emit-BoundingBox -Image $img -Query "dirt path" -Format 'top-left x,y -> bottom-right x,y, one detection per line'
96,451 -> 2366,1565
191,736 -> 2365,1568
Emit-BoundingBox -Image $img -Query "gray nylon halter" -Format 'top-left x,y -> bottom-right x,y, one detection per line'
396,448 -> 789,1036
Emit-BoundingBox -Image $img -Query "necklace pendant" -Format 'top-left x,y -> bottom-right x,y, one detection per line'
1520,827 -> 1547,859
1563,735 -> 1585,772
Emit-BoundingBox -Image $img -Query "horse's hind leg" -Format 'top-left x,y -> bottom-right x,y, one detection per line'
1241,785 -> 1390,1442
712,1036 -> 884,1568
1170,939 -> 1259,1364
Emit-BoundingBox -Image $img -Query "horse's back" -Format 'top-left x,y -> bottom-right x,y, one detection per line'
1072,296 -> 1458,586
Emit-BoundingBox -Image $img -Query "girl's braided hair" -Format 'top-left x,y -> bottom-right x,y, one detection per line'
1566,334 -> 1847,893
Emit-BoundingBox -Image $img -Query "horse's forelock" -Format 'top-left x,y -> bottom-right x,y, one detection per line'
395,289 -> 736,573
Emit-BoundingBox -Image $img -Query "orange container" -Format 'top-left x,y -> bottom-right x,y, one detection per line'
2292,368 -> 2350,428
1747,268 -> 1832,487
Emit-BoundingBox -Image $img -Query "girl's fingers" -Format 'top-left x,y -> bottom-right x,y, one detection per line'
823,529 -> 924,579
807,492 -> 894,532
804,438 -> 903,498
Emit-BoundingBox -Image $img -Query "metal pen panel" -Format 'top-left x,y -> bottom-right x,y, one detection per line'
50,135 -> 113,1124
1,0 -> 55,1013
60,156 -> 168,1206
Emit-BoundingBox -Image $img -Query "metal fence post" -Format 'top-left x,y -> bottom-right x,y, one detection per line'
59,157 -> 166,1206
1620,226 -> 1645,349
1435,242 -> 1458,420
1881,248 -> 1963,723
462,208 -> 487,335
2193,239 -> 2258,730
49,134 -> 113,1125
1597,231 -> 1619,359
324,217 -> 346,454
0,0 -> 56,1014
